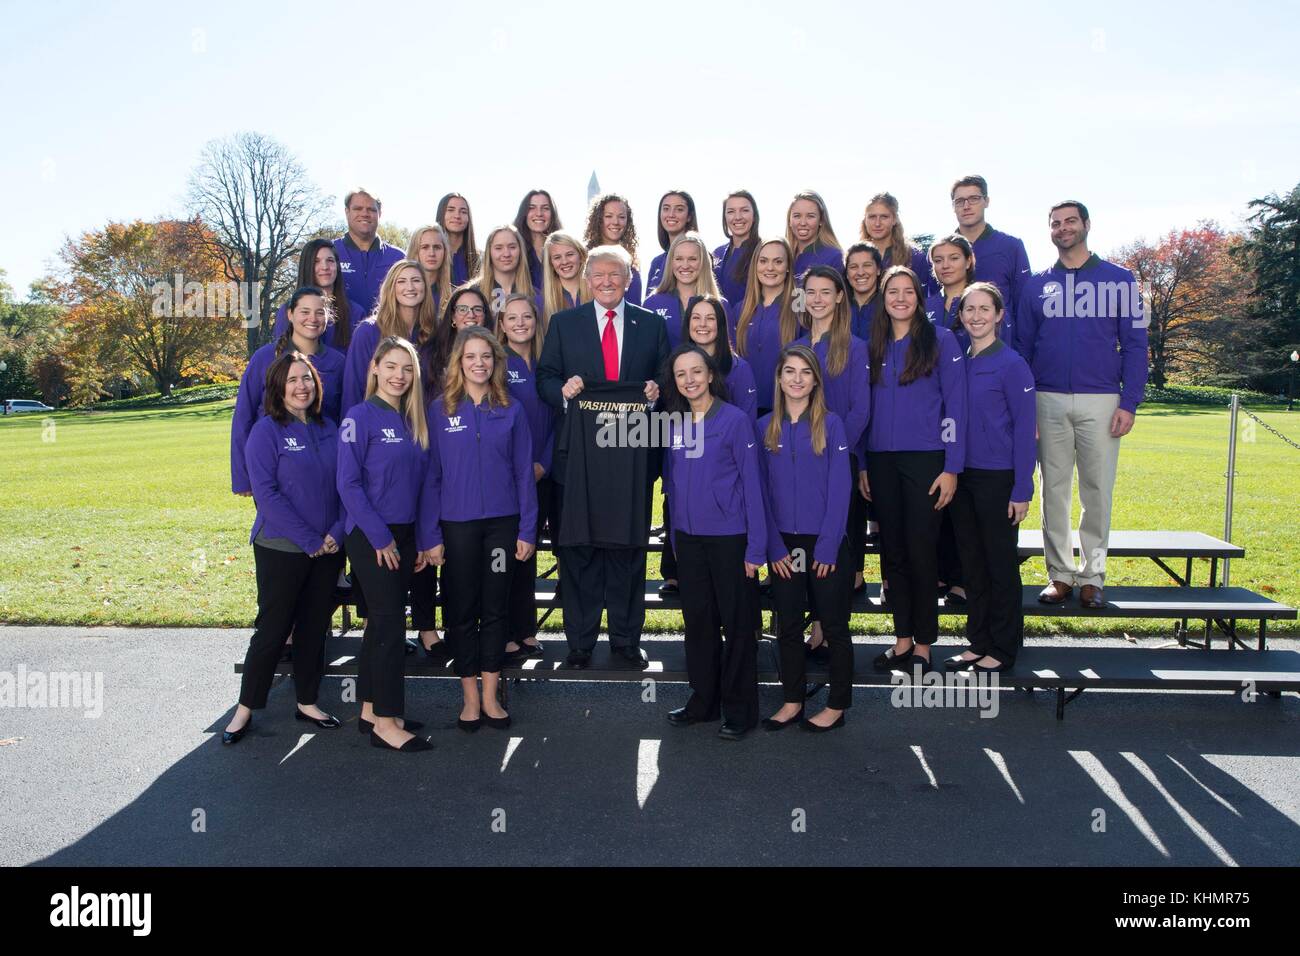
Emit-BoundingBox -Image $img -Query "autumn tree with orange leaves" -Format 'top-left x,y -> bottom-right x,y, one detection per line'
1113,222 -> 1249,388
51,219 -> 246,401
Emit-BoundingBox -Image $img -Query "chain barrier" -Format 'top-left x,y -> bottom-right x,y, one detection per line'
1238,404 -> 1300,452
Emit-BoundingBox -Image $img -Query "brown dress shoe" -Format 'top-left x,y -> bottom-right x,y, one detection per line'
1079,585 -> 1105,608
1038,580 -> 1073,604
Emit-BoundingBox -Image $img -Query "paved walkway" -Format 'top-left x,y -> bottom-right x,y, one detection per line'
2,627 -> 1298,866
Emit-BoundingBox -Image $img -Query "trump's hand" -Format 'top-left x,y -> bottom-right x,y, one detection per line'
562,375 -> 585,400
644,380 -> 660,403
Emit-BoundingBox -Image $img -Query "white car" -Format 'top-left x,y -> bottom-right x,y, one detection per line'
3,399 -> 54,415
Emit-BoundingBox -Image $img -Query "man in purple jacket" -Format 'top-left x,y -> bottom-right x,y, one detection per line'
333,189 -> 405,314
1016,201 -> 1148,609
950,174 -> 1032,341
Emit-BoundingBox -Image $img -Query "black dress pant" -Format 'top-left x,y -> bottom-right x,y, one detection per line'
866,450 -> 945,646
346,523 -> 416,718
442,515 -> 519,677
508,476 -> 553,643
659,493 -> 678,581
559,545 -> 648,653
937,511 -> 963,589
239,545 -> 344,709
949,468 -> 1023,665
409,564 -> 437,632
847,453 -> 867,575
771,533 -> 854,709
676,531 -> 760,729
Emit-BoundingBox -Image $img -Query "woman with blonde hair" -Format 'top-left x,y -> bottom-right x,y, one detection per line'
337,335 -> 434,753
475,224 -> 537,313
786,190 -> 842,282
497,294 -> 556,660
642,232 -> 727,350
420,326 -> 537,732
582,192 -> 643,304
405,224 -> 455,320
860,192 -> 937,294
540,230 -> 590,328
733,238 -> 801,415
341,260 -> 439,412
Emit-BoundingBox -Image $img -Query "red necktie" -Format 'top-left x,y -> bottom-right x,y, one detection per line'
601,310 -> 619,381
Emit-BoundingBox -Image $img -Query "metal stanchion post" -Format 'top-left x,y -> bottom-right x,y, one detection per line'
1223,394 -> 1239,588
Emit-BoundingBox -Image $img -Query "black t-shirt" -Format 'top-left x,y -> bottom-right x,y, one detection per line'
556,381 -> 654,549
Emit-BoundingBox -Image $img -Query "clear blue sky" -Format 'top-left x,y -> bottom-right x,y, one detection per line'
2,0 -> 1298,293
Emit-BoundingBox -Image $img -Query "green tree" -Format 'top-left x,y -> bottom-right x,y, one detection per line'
1231,182 -> 1300,392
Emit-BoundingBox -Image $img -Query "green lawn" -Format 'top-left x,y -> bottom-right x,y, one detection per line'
1,399 -> 1297,636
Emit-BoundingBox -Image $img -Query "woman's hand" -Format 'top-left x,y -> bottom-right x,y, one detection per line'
930,471 -> 957,510
770,554 -> 794,580
1008,500 -> 1030,525
516,539 -> 535,561
813,561 -> 836,579
375,541 -> 400,571
858,470 -> 871,501
533,462 -> 545,482
744,561 -> 761,579
322,535 -> 338,554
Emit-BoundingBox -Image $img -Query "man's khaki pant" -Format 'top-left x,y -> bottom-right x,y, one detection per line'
1036,391 -> 1122,588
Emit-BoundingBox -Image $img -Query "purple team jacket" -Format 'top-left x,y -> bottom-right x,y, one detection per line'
1014,254 -> 1148,413
420,395 -> 538,549
757,410 -> 850,566
736,296 -> 791,411
713,240 -> 753,307
725,355 -> 759,422
793,330 -> 871,453
865,325 -> 967,474
333,234 -> 405,314
964,340 -> 1037,502
925,292 -> 970,352
506,351 -> 556,475
336,397 -> 429,550
662,399 -> 767,566
231,342 -> 344,494
793,243 -> 842,283
971,224 -> 1032,334
246,415 -> 343,554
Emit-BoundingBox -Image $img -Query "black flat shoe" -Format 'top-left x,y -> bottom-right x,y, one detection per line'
564,651 -> 591,670
973,660 -> 1012,674
717,722 -> 750,742
911,655 -> 935,675
421,640 -> 452,664
801,713 -> 846,733
943,590 -> 968,606
762,710 -> 803,731
221,718 -> 252,745
666,707 -> 707,727
370,731 -> 433,752
873,646 -> 914,672
945,654 -> 980,671
358,717 -> 425,735
657,581 -> 680,595
295,709 -> 341,729
482,712 -> 512,730
508,641 -> 544,659
457,717 -> 483,732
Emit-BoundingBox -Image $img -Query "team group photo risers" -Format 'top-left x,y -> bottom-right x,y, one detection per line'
228,179 -> 1300,749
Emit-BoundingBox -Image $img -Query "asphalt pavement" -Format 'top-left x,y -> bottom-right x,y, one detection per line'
2,626 -> 1297,867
